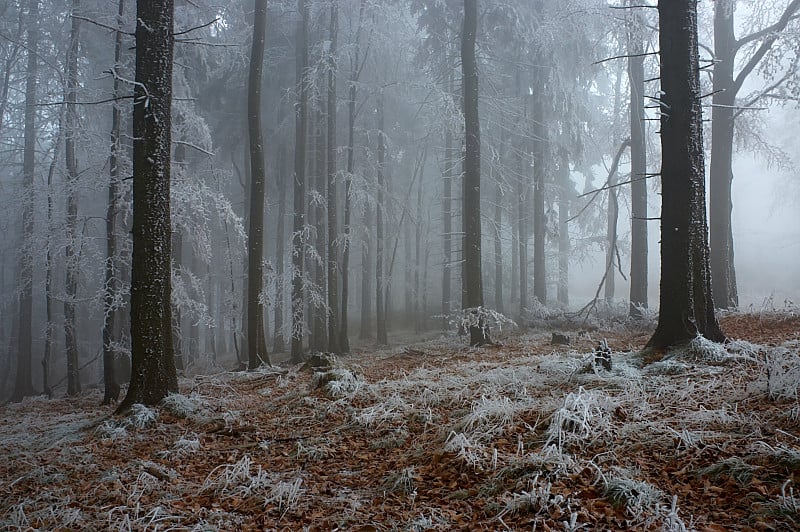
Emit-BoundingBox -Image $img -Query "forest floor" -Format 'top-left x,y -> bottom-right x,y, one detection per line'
1,310 -> 800,531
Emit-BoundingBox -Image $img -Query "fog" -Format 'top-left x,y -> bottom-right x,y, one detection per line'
1,0 -> 799,401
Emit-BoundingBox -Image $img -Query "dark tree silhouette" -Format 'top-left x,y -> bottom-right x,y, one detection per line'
117,0 -> 179,411
246,0 -> 270,369
11,0 -> 39,403
461,0 -> 488,347
628,4 -> 648,318
647,0 -> 725,350
291,0 -> 309,363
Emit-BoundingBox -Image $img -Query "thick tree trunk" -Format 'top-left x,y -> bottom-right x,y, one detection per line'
291,0 -> 309,362
517,141 -> 528,317
647,0 -> 724,350
461,0 -> 487,347
628,8 -> 648,317
117,0 -> 178,411
102,0 -> 125,405
246,0 -> 270,369
12,0 -> 39,403
326,3 -> 340,355
375,96 -> 388,345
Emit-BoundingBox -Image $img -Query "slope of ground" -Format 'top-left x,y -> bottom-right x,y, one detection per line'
1,312 -> 799,531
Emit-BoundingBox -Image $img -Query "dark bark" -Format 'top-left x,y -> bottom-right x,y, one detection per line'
117,0 -> 178,411
12,0 -> 39,403
291,0 -> 309,363
246,0 -> 270,369
461,0 -> 487,347
102,0 -> 125,405
628,6 -> 648,317
647,0 -> 724,350
376,95 -> 387,345
326,2 -> 341,355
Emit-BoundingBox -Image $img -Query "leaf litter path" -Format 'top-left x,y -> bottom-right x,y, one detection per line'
1,313 -> 799,531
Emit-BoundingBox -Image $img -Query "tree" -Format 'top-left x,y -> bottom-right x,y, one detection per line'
340,0 -> 368,353
291,0 -> 309,363
647,0 -> 724,350
375,94 -> 388,345
709,0 -> 800,309
461,0 -> 488,347
326,1 -> 341,355
102,0 -> 125,405
11,0 -> 40,403
64,0 -> 82,396
628,4 -> 648,318
117,0 -> 179,411
246,0 -> 270,370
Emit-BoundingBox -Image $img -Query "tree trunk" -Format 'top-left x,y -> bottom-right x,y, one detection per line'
531,77 -> 547,306
359,206 -> 372,340
461,0 -> 487,347
12,0 -> 40,403
246,0 -> 270,369
273,128 -> 287,353
291,0 -> 308,363
310,105 -> 327,352
441,66 -> 454,330
64,0 -> 82,396
493,162 -> 504,314
340,0 -> 367,353
326,2 -> 341,355
647,0 -> 724,350
102,0 -> 125,405
44,109 -> 65,399
117,0 -> 178,411
628,5 -> 648,317
376,95 -> 388,345
557,149 -> 570,306
709,0 -> 737,309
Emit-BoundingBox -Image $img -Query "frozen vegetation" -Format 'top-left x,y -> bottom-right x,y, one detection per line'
1,312 -> 799,530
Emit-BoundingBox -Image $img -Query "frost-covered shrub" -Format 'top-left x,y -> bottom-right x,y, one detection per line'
311,368 -> 364,398
763,347 -> 800,401
546,387 -> 616,449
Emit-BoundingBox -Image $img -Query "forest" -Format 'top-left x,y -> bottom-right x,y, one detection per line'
1,0 -> 799,529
